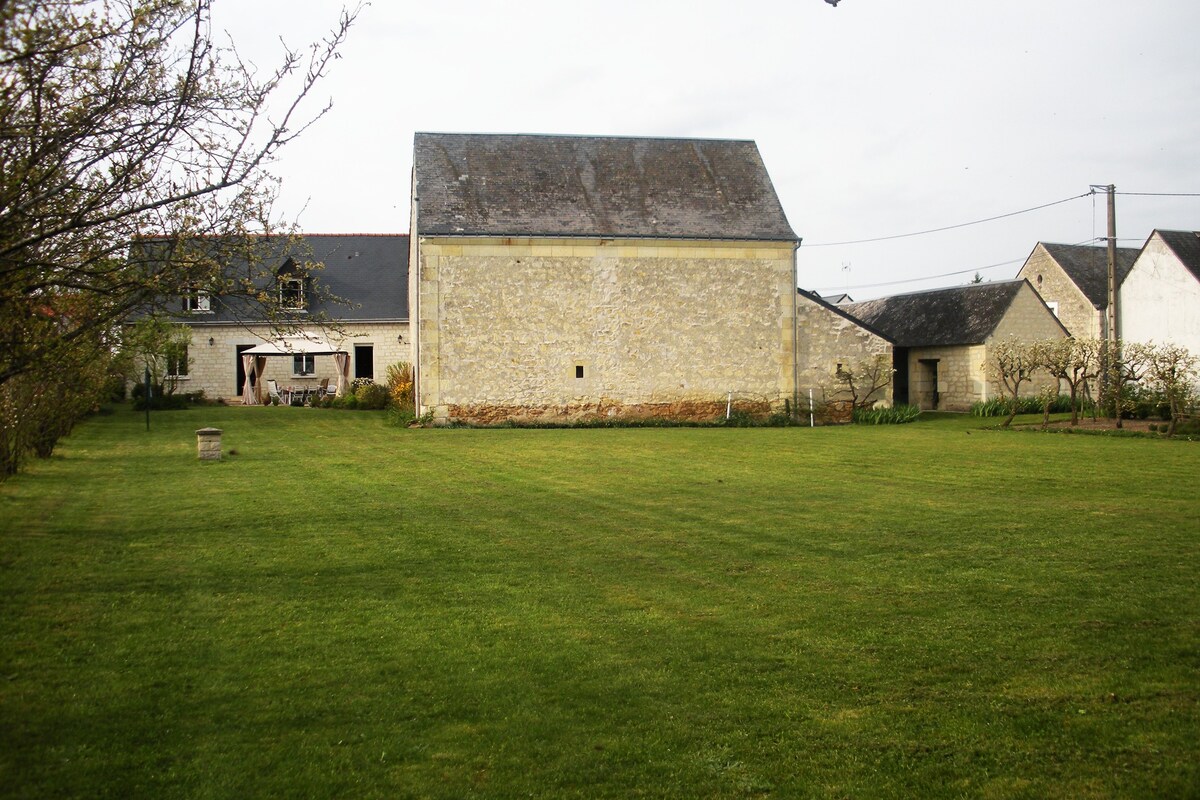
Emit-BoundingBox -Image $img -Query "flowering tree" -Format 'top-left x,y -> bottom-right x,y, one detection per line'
1036,338 -> 1101,426
1144,343 -> 1199,437
0,0 -> 358,477
987,339 -> 1041,428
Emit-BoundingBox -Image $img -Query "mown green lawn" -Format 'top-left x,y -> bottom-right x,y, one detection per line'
1,406 -> 1197,798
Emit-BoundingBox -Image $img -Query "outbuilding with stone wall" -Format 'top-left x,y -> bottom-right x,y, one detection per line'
843,280 -> 1069,411
795,289 -> 893,418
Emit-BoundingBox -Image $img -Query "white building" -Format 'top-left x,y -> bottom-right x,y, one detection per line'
1120,229 -> 1200,359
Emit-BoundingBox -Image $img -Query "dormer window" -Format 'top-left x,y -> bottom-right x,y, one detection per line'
279,277 -> 305,310
276,258 -> 307,311
182,286 -> 210,313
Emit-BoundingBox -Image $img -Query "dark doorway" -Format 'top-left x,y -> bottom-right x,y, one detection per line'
354,344 -> 374,381
236,344 -> 256,397
918,358 -> 940,410
892,348 -> 909,406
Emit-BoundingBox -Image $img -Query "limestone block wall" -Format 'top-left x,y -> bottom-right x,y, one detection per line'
989,283 -> 1071,344
795,294 -> 892,410
1017,247 -> 1101,339
416,237 -> 796,423
904,345 -> 987,411
171,321 -> 410,401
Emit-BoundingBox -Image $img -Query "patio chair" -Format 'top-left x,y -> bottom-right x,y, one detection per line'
319,378 -> 330,398
266,379 -> 285,405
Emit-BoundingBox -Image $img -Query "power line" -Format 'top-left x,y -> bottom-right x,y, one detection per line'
1115,191 -> 1200,197
814,259 -> 1018,293
814,238 -> 1097,294
801,192 -> 1092,247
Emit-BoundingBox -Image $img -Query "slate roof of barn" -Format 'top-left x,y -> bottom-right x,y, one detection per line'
841,280 -> 1043,348
413,132 -> 798,241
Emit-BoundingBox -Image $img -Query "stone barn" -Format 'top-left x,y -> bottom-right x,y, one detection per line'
409,132 -> 801,424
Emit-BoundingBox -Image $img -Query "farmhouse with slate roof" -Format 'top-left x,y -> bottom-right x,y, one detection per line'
1120,229 -> 1200,362
164,234 -> 409,401
1016,242 -> 1138,340
410,132 -> 803,424
842,280 -> 1067,411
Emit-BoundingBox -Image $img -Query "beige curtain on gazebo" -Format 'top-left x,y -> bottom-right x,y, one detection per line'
253,356 -> 267,404
333,352 -> 350,397
241,354 -> 257,405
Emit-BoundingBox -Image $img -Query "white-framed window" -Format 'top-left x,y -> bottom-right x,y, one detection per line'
293,354 -> 315,376
279,277 -> 305,310
167,344 -> 189,378
182,287 -> 211,313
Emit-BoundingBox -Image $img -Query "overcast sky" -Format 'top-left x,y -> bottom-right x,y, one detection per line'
218,0 -> 1200,300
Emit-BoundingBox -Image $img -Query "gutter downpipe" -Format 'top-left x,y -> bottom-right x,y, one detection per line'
410,193 -> 421,414
793,238 -> 802,420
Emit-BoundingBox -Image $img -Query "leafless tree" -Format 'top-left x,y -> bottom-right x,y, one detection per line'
832,353 -> 894,410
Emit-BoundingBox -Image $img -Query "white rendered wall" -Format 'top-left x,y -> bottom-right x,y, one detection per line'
1120,235 -> 1200,359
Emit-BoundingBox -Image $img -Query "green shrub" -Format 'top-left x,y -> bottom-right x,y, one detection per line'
354,383 -> 388,410
1175,417 -> 1200,436
853,404 -> 921,425
971,395 -> 1083,417
718,409 -> 759,427
130,384 -> 201,411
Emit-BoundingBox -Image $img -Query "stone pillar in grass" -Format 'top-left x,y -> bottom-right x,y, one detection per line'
196,428 -> 223,461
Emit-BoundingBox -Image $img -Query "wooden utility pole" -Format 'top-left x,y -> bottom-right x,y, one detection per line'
1099,184 -> 1122,426
1105,184 -> 1117,345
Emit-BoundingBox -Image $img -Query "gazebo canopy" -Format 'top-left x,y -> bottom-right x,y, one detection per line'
242,335 -> 346,356
240,335 -> 350,405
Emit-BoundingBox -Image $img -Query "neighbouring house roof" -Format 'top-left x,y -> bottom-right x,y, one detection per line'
842,280 -> 1033,348
797,288 -> 893,343
147,234 -> 409,323
1154,229 -> 1200,282
413,132 -> 798,241
1034,242 -> 1138,309
818,292 -> 854,305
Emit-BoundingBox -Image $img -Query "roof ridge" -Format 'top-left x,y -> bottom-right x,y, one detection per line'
857,278 -> 1024,303
414,131 -> 758,145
